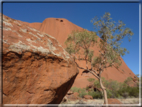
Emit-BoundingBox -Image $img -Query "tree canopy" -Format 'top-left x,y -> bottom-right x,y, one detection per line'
65,12 -> 134,104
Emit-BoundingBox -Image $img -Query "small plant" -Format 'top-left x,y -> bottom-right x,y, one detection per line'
124,77 -> 133,85
87,78 -> 95,82
93,79 -> 101,89
71,76 -> 139,100
78,88 -> 88,98
70,87 -> 80,93
88,90 -> 103,99
86,86 -> 90,90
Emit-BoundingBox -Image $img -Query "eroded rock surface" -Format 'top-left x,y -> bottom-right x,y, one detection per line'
2,14 -> 79,104
27,17 -> 138,88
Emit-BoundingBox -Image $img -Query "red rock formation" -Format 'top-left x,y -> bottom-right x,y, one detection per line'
66,92 -> 79,100
83,95 -> 93,100
24,18 -> 83,47
26,17 -> 137,88
107,98 -> 122,104
2,14 -> 79,104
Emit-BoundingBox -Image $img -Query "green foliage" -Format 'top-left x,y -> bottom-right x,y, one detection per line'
87,77 -> 139,98
86,86 -> 90,90
91,12 -> 133,69
124,77 -> 133,85
88,90 -> 103,99
78,88 -> 88,98
66,12 -> 134,101
118,85 -> 139,98
71,87 -> 88,98
93,79 -> 101,89
65,43 -> 76,55
71,76 -> 139,99
106,89 -> 114,98
70,87 -> 80,93
87,78 -> 95,82
65,29 -> 98,61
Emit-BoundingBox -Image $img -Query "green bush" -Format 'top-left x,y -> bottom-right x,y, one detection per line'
87,78 -> 95,82
72,76 -> 139,99
78,88 -> 88,98
106,89 -> 113,98
86,86 -> 90,90
124,77 -> 133,85
118,85 -> 139,98
127,86 -> 139,97
71,87 -> 88,98
93,79 -> 101,89
93,91 -> 103,99
70,87 -> 80,93
88,89 -> 96,98
102,77 -> 139,98
88,90 -> 103,99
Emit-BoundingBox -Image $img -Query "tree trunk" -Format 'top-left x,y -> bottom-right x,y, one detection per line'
99,77 -> 108,105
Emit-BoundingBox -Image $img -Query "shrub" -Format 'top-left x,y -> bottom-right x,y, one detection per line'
93,79 -> 101,89
117,85 -> 139,98
128,86 -> 139,97
86,86 -> 90,90
88,90 -> 96,98
106,89 -> 113,98
71,76 -> 139,99
121,92 -> 129,98
124,77 -> 133,85
87,78 -> 95,82
78,88 -> 88,98
70,87 -> 80,93
93,91 -> 103,99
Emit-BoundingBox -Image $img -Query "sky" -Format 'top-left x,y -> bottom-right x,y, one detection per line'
1,2 -> 140,75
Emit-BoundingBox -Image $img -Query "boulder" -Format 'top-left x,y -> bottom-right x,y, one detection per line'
67,90 -> 73,95
83,95 -> 93,99
62,96 -> 68,103
66,92 -> 79,100
73,92 -> 79,97
2,14 -> 79,104
108,98 -> 122,104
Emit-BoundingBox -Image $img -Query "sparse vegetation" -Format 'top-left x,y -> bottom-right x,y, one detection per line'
70,87 -> 80,93
78,88 -> 88,98
86,77 -> 139,99
65,12 -> 133,104
87,78 -> 95,82
88,89 -> 103,99
70,87 -> 88,98
70,76 -> 139,101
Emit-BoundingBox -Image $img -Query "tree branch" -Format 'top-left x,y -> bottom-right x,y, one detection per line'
74,60 -> 100,79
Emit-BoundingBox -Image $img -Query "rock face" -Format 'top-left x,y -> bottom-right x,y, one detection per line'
83,95 -> 93,100
66,92 -> 79,100
107,98 -> 122,104
24,18 -> 83,47
26,17 -> 137,88
2,14 -> 79,104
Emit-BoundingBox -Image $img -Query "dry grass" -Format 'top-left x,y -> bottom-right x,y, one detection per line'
59,98 -> 140,107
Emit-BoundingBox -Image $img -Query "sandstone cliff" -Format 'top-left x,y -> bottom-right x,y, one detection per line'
26,17 -> 137,88
2,14 -> 79,104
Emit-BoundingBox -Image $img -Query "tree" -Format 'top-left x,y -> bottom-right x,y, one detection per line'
65,12 -> 133,105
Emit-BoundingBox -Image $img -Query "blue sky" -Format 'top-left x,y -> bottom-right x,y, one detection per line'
2,2 -> 140,75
